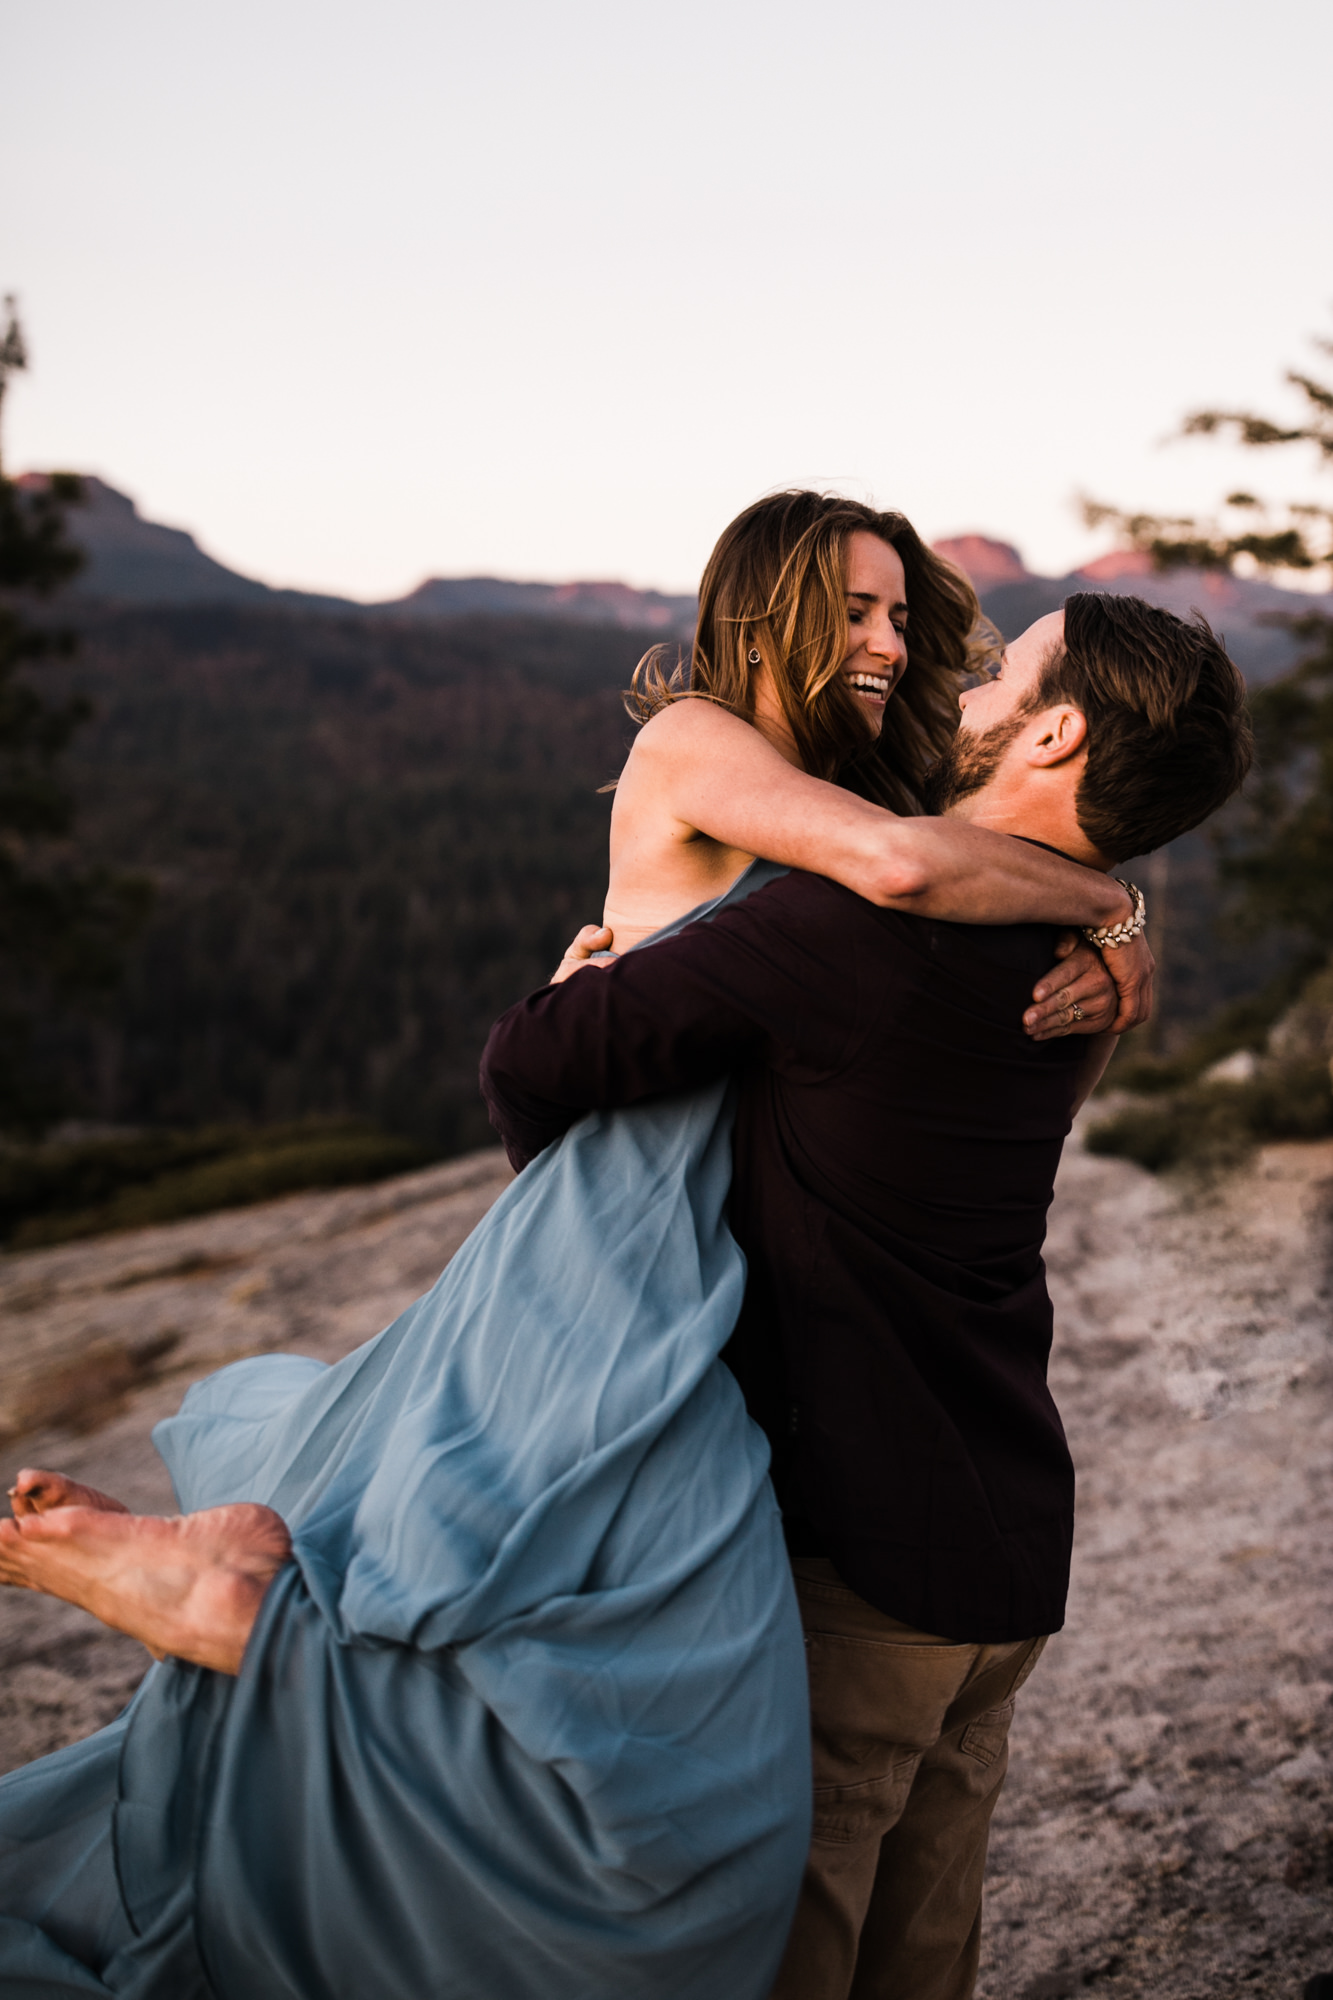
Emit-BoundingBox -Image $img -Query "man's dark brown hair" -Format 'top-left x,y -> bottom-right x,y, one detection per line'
1036,592 -> 1253,859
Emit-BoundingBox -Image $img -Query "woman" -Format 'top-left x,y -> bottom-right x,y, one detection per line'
0,495 -> 1140,2000
564,492 -> 1143,1019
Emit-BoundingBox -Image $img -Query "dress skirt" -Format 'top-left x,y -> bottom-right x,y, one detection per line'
0,862 -> 810,1998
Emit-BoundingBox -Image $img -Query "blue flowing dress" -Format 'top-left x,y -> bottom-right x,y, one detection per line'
0,862 -> 811,2000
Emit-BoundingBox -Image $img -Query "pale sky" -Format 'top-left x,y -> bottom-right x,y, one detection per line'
5,0 -> 1331,600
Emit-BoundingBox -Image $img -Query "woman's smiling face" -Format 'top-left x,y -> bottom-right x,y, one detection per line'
842,531 -> 908,737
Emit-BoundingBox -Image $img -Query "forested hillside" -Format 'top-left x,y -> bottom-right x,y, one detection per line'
16,473 -> 1312,1148
14,553 -> 1307,1167
35,606 -> 644,1151
24,590 -> 1280,1160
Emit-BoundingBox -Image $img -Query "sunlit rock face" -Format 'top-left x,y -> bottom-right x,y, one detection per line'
932,533 -> 1032,590
1076,547 -> 1155,581
934,521 -> 1333,688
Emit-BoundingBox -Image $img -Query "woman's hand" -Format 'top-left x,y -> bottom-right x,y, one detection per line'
1098,929 -> 1155,1034
550,925 -> 618,985
1023,934 -> 1120,1040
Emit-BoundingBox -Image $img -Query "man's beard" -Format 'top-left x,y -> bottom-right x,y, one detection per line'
922,712 -> 1027,814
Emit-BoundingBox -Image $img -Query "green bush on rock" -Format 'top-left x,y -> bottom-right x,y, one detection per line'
0,1121 -> 435,1250
1087,1058 -> 1333,1174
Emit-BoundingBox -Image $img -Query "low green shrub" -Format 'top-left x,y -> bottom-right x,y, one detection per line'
1,1122 -> 436,1250
1105,955 -> 1326,1098
1086,1100 -> 1208,1172
1086,1059 -> 1333,1174
0,1127 -> 247,1235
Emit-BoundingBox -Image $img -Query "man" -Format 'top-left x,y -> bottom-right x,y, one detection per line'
478,593 -> 1252,2000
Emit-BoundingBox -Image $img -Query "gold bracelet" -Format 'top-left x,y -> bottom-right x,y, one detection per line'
1083,880 -> 1146,950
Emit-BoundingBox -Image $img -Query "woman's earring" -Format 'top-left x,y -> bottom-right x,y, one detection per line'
747,648 -> 762,666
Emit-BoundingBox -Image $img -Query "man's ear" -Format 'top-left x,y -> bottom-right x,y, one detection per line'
1024,705 -> 1087,769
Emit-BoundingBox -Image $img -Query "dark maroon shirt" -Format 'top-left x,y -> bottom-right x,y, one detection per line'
480,870 -> 1084,1642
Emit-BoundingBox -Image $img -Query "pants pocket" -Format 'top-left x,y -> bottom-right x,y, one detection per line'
959,1698 -> 1015,1768
803,1629 -> 977,1844
812,1754 -> 922,1846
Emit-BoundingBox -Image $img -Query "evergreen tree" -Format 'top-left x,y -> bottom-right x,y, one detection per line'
0,298 -> 148,1128
1086,332 -> 1333,949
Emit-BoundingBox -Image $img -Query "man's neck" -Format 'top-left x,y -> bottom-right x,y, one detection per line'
945,785 -> 1112,873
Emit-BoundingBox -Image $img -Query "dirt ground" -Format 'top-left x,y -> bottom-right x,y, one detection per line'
1,1129 -> 1330,1996
979,1130 -> 1333,2000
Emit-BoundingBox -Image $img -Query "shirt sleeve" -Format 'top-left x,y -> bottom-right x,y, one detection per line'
479,872 -> 863,1169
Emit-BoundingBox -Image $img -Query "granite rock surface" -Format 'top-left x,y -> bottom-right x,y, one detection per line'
0,1133 -> 1329,1996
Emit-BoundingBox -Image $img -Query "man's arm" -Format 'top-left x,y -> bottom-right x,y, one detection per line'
481,878 -> 854,1169
551,917 -> 1153,1042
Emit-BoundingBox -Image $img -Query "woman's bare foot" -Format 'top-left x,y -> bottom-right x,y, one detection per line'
0,1503 -> 292,1675
9,1467 -> 131,1517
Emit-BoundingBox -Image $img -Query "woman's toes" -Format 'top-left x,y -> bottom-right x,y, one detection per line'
9,1470 -> 63,1517
0,1514 -> 40,1586
9,1469 -> 131,1517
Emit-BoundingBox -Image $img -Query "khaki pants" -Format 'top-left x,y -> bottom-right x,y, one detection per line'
771,1559 -> 1046,2000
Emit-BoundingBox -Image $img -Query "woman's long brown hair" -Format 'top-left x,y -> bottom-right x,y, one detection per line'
628,490 -> 989,813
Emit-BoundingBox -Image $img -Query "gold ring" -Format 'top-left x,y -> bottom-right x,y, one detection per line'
1070,1000 -> 1084,1022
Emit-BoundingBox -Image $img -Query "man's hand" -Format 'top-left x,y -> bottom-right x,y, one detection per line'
1023,933 -> 1119,1041
550,924 -> 618,986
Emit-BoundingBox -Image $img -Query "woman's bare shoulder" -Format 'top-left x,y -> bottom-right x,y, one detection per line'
624,700 -> 772,790
633,698 -> 754,754
614,702 -> 750,808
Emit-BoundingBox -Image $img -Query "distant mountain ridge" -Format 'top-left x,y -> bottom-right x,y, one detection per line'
393,573 -> 694,631
16,475 -> 698,635
19,474 -> 1332,681
15,474 -> 370,615
932,533 -> 1333,687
